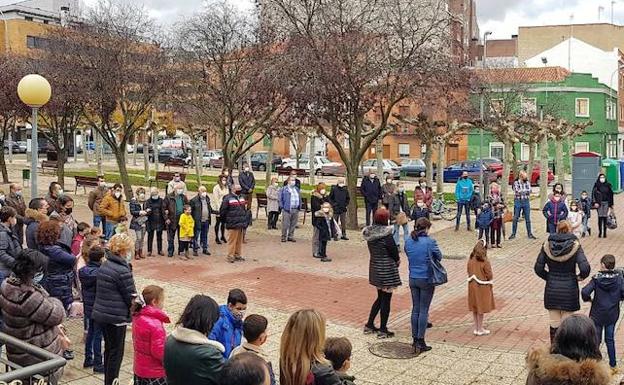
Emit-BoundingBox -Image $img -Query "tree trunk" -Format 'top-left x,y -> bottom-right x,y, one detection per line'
266,136 -> 273,185
555,139 -> 564,184
528,143 -> 536,180
57,146 -> 67,189
501,140 -> 513,199
540,136 -> 549,207
376,136 -> 384,178
566,137 -> 573,175
143,130 -> 150,182
132,132 -> 138,166
436,141 -> 446,194
194,137 -> 202,186
309,135 -> 316,186
83,130 -> 89,164
0,145 -> 8,183
346,164 -> 359,230
114,149 -> 133,199
96,131 -> 103,176
153,128 -> 159,174
423,140 -> 433,185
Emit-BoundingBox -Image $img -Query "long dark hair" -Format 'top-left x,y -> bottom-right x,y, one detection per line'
176,294 -> 220,335
410,217 -> 431,241
551,314 -> 602,361
12,249 -> 48,282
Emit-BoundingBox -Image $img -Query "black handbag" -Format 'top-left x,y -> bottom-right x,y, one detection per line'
428,243 -> 448,286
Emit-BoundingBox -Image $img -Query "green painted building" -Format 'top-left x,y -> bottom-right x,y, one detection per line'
468,67 -> 619,168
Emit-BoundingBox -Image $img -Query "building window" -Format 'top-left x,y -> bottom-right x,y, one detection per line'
398,143 -> 410,158
606,100 -> 617,120
520,143 -> 531,161
575,98 -> 589,117
574,141 -> 589,154
26,35 -> 49,49
521,98 -> 537,117
24,16 -> 33,21
489,142 -> 504,160
608,140 -> 617,158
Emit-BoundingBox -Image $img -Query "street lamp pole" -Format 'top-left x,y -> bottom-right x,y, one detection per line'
480,31 -> 492,190
30,107 -> 39,195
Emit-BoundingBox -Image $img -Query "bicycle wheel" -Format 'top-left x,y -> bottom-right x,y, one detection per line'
440,205 -> 457,221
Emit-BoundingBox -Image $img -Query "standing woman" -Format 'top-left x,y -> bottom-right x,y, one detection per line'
130,187 -> 149,260
467,240 -> 495,336
279,309 -> 342,385
413,179 -> 433,209
534,221 -> 590,343
144,188 -> 166,257
92,234 -> 137,385
52,195 -> 77,248
404,217 -> 442,353
362,208 -> 401,338
387,182 -> 410,249
266,177 -> 280,230
592,173 -> 614,239
311,183 -> 329,258
213,175 -> 230,244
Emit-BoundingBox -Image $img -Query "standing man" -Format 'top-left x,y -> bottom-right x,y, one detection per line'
329,178 -> 350,240
99,184 -> 127,241
219,185 -> 248,263
190,186 -> 213,256
283,170 -> 302,189
509,170 -> 536,240
163,182 -> 189,258
5,183 -> 26,245
455,171 -> 474,231
88,175 -> 109,231
167,172 -> 187,196
279,176 -> 301,242
239,163 -> 255,211
360,172 -> 382,226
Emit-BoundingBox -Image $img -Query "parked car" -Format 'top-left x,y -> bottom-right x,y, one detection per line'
134,144 -> 154,154
3,140 -> 27,154
84,141 -> 113,155
500,161 -> 554,186
282,155 -> 338,176
400,158 -> 426,177
249,151 -> 284,171
435,161 -> 497,184
358,159 -> 401,179
321,162 -> 346,176
203,149 -> 223,168
150,148 -> 191,165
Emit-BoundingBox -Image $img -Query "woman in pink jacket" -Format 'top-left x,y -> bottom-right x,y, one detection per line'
132,285 -> 170,385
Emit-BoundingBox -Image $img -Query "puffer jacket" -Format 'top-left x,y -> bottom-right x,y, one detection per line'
363,225 -> 401,289
0,275 -> 65,368
40,243 -> 76,310
92,251 -> 136,325
99,193 -> 127,223
88,185 -> 109,214
534,233 -> 590,312
525,348 -> 610,385
581,270 -> 624,326
0,223 -> 21,278
144,197 -> 166,232
209,304 -> 243,358
78,260 -> 101,319
387,192 -> 410,221
309,361 -> 343,385
219,194 -> 249,230
476,205 -> 494,230
313,210 -> 337,242
24,208 -> 47,250
328,184 -> 350,215
164,327 -> 225,385
133,305 -> 171,379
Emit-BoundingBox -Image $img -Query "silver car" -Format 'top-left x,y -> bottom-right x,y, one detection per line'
359,159 -> 401,179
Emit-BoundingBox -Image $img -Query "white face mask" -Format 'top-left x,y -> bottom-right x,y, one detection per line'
322,207 -> 330,213
338,183 -> 344,187
177,189 -> 184,195
370,174 -> 376,179
417,202 -> 425,208
386,179 -> 392,184
420,183 -> 426,188
57,189 -> 64,196
600,178 -> 606,183
320,189 -> 326,195
99,181 -> 106,187
151,194 -> 159,199
33,272 -> 44,285
224,172 -> 229,176
138,193 -> 145,200
244,167 -> 249,172
200,192 -> 207,198
289,181 -> 296,187
398,187 -> 405,193
114,191 -> 121,199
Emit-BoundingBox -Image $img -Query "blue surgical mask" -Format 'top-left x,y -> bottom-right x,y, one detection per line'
33,272 -> 44,285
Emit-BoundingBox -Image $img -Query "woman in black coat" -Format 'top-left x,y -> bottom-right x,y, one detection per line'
362,207 -> 401,338
144,187 -> 166,256
534,221 -> 590,343
592,173 -> 614,238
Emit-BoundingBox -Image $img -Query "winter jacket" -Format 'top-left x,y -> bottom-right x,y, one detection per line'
0,223 -> 21,278
0,276 -> 65,368
338,372 -> 357,385
266,184 -> 280,212
469,191 -> 482,210
219,193 -> 249,230
178,213 -> 195,239
311,192 -> 329,214
133,305 -> 171,379
163,193 -> 189,229
238,171 -> 256,194
278,185 -> 301,212
387,192 -> 410,221
71,233 -> 84,256
99,193 -> 127,223
592,180 -> 614,207
40,243 -> 76,310
329,185 -> 350,215
49,211 -> 75,249
129,198 -> 148,231
525,347 -> 610,385
88,185 -> 109,214
144,197 -> 166,232
413,187 -> 433,208
213,184 -> 230,210
363,225 -> 401,289
24,208 -> 47,250
78,260 -> 101,319
542,198 -> 568,232
567,211 -> 583,237
44,193 -> 58,216
455,178 -> 474,202
381,182 -> 394,206
190,195 -> 214,225
164,327 -> 225,385
410,206 -> 430,221
309,361 -> 343,385
534,233 -> 590,312
580,196 -> 592,218
230,342 -> 275,385
5,192 -> 26,242
208,304 -> 243,358
581,270 -> 624,326
476,205 -> 494,230
313,211 -> 338,242
405,234 -> 442,280
91,251 -> 136,325
360,177 -> 382,204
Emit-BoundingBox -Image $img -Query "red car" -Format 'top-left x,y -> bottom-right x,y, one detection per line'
487,161 -> 554,186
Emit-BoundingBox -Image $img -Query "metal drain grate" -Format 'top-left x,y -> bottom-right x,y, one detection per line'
368,341 -> 419,359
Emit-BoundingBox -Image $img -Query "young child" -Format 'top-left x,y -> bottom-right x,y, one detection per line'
476,202 -> 493,246
78,246 -> 105,373
469,184 -> 482,218
114,216 -> 129,235
178,204 -> 195,260
209,288 -> 247,358
132,285 -> 170,384
230,314 -> 275,385
313,202 -> 338,263
324,337 -> 356,385
579,190 -> 592,237
410,199 -> 430,221
581,254 -> 624,371
567,200 -> 584,238
71,222 -> 91,256
467,239 -> 495,336
542,191 -> 568,234
487,182 -> 505,248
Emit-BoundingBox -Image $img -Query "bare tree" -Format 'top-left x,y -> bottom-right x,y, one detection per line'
0,55 -> 28,183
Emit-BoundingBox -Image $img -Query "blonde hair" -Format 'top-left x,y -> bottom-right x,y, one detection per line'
81,234 -> 102,264
280,309 -> 327,385
108,234 -> 134,256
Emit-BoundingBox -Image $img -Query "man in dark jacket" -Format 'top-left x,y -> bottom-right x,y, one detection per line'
282,170 -> 302,189
0,206 -> 21,281
238,163 -> 255,211
163,183 -> 189,258
24,198 -> 49,250
220,185 -> 248,263
145,187 -> 166,256
329,178 -> 350,240
360,172 -> 382,226
79,246 -> 105,372
5,184 -> 26,245
190,186 -> 214,256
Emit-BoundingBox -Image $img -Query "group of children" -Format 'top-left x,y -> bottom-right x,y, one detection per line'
542,184 -> 593,237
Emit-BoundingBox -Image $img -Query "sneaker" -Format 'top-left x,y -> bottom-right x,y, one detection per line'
508,234 -> 516,240
377,330 -> 395,339
320,257 -> 332,262
193,250 -> 199,257
93,366 -> 105,374
528,234 -> 537,240
226,255 -> 236,263
363,325 -> 379,334
203,249 -> 211,256
235,255 -> 246,262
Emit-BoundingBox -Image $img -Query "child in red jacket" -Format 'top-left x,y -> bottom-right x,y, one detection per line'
132,285 -> 170,384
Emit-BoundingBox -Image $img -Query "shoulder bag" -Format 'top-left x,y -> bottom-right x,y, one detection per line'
428,242 -> 448,286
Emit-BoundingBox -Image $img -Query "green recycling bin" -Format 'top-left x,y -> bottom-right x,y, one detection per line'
601,159 -> 621,193
22,169 -> 30,181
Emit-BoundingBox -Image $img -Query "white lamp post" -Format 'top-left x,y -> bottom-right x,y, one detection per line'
17,74 -> 51,198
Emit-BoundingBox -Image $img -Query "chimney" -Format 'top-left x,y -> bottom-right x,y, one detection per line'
60,6 -> 69,27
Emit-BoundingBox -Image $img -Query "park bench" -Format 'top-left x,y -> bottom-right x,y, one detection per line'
255,192 -> 268,219
150,171 -> 186,194
74,175 -> 99,194
40,160 -> 58,174
164,158 -> 189,172
276,167 -> 310,179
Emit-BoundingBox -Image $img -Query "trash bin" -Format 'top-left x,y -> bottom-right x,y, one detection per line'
21,169 -> 30,187
572,152 -> 601,199
601,158 -> 621,193
619,159 -> 624,191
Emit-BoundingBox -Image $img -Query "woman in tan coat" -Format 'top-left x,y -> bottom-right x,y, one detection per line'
467,239 -> 495,336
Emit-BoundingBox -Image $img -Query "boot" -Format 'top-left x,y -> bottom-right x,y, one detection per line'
549,327 -> 557,344
138,248 -> 144,259
147,250 -> 152,257
134,250 -> 140,260
588,228 -> 592,236
215,237 -> 222,245
416,338 -> 432,352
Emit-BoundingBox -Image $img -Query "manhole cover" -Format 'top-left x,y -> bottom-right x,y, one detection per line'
368,341 -> 419,359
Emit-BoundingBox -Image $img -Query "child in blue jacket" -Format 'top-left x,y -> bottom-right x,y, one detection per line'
209,288 -> 247,358
78,246 -> 105,372
542,192 -> 568,234
476,202 -> 493,245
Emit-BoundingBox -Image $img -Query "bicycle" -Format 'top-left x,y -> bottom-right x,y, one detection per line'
431,194 -> 457,221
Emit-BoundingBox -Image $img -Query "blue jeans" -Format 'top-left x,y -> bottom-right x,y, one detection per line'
93,215 -> 106,231
595,323 -> 616,367
193,221 -> 210,252
455,201 -> 471,228
582,215 -> 590,235
104,221 -> 115,241
85,318 -> 103,366
393,223 -> 409,248
409,278 -> 435,340
511,199 -> 532,236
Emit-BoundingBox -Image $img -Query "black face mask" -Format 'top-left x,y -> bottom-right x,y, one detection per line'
65,207 -> 73,215
462,176 -> 468,180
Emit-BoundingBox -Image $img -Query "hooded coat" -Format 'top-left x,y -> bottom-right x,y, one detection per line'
581,270 -> 624,326
0,222 -> 21,278
133,305 -> 171,379
363,225 -> 401,289
534,233 -> 590,312
24,208 -> 47,250
525,348 -> 611,385
164,327 -> 225,385
208,304 -> 243,358
313,210 -> 338,242
40,243 -> 76,310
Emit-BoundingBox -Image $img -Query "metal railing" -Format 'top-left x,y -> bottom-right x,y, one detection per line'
0,332 -> 66,384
